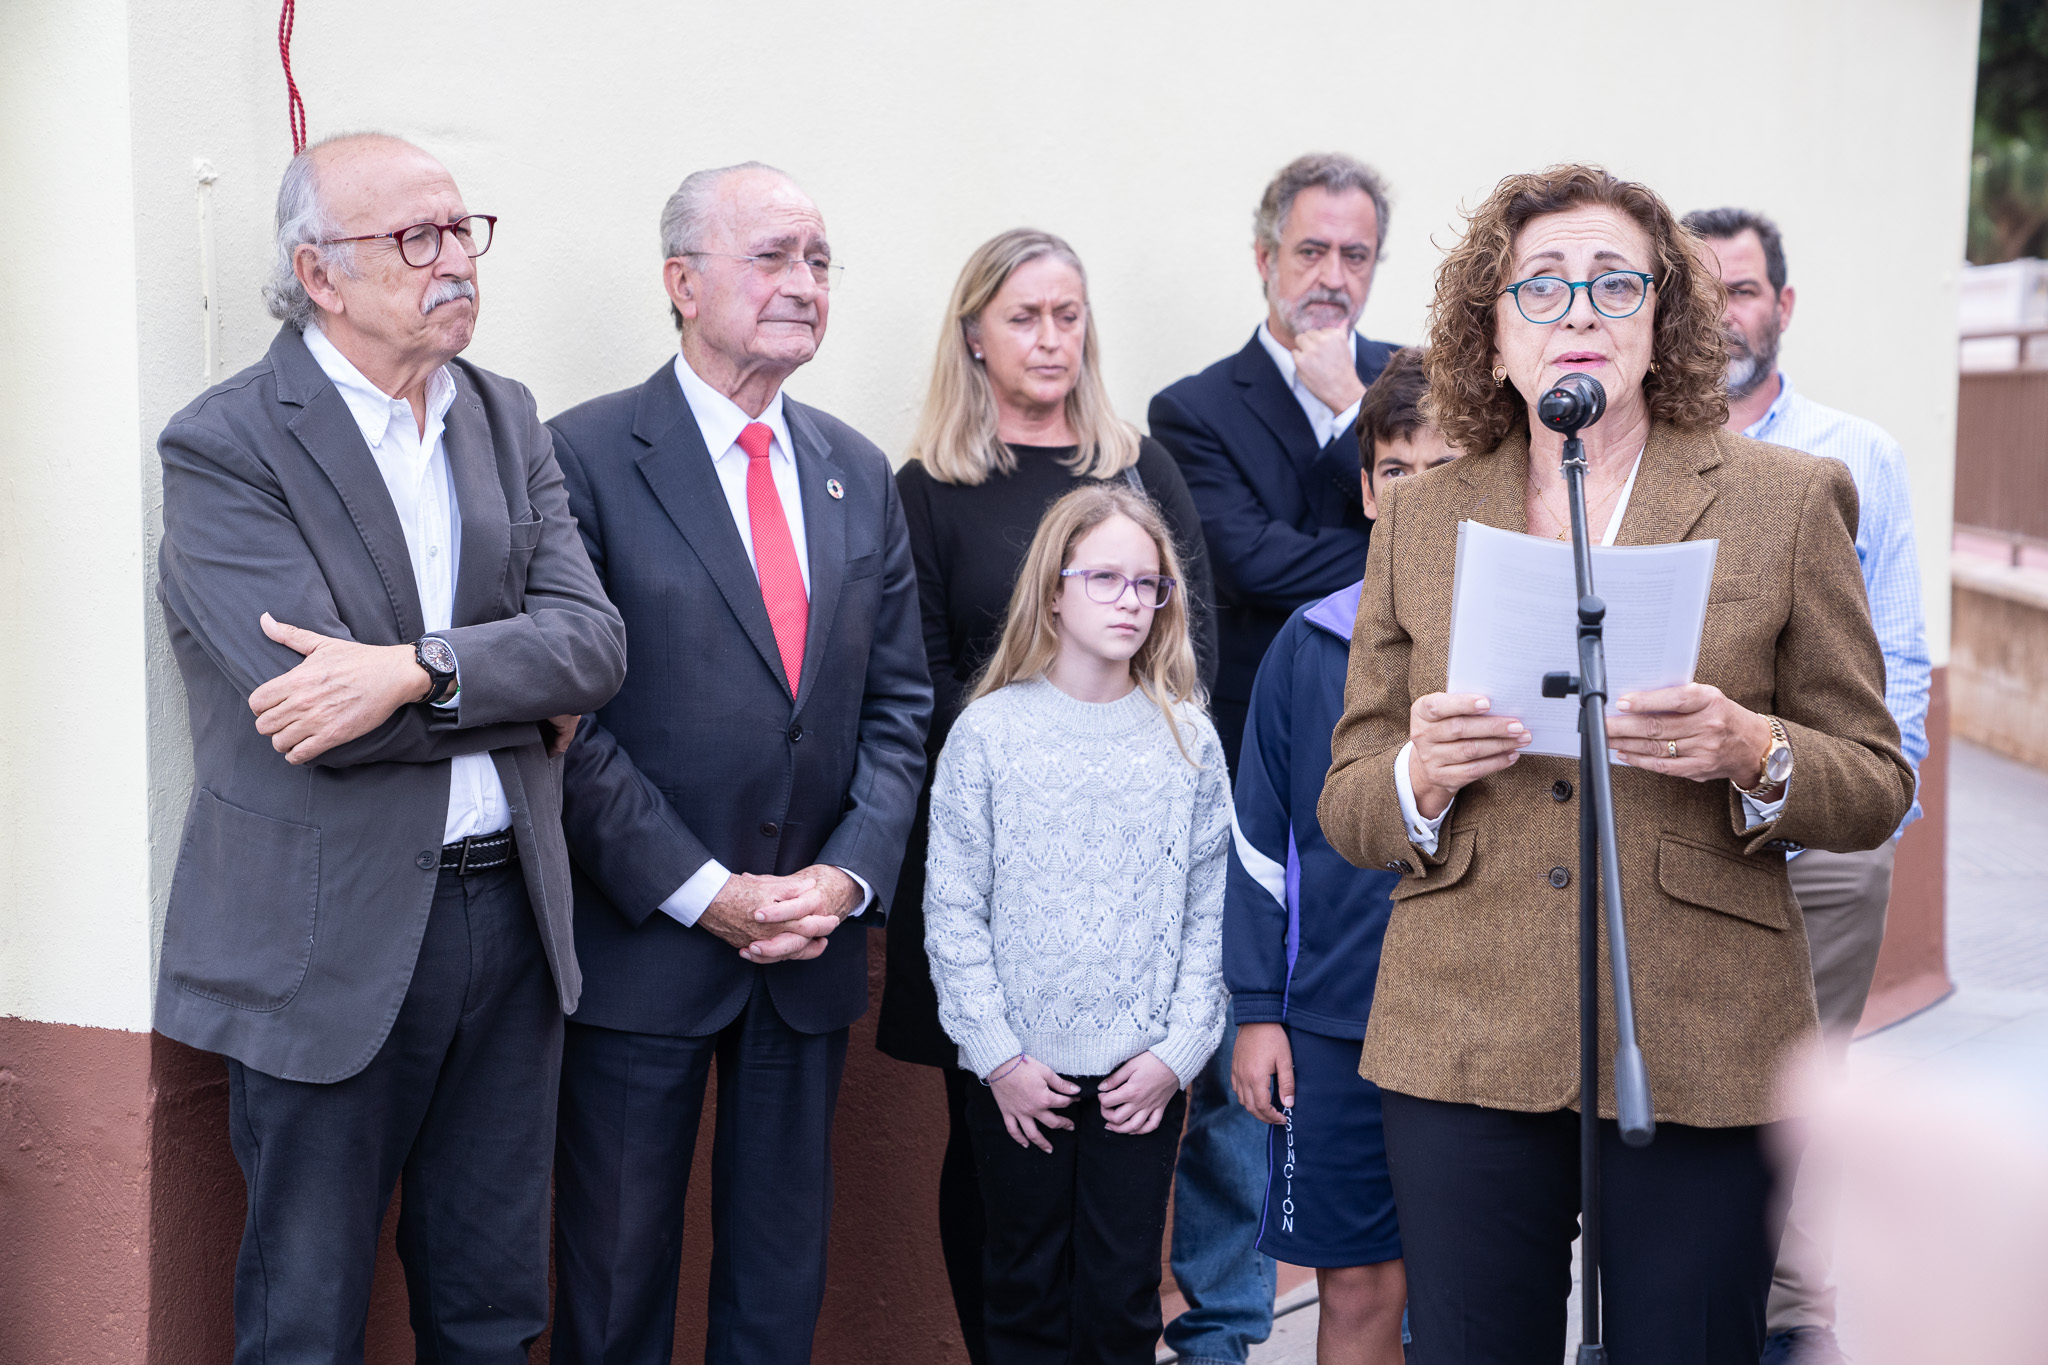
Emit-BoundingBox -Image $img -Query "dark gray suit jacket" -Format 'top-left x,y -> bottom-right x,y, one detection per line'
549,363 -> 930,1038
154,325 -> 627,1083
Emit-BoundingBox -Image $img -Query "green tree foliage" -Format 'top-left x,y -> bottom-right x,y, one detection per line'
1969,0 -> 2048,263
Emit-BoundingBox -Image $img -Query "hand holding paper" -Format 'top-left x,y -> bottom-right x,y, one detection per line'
1443,521 -> 1718,760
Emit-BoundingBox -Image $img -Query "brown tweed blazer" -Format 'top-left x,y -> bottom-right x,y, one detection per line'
1317,421 -> 1914,1128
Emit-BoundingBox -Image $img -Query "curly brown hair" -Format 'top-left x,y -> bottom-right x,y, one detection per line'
1422,165 -> 1729,456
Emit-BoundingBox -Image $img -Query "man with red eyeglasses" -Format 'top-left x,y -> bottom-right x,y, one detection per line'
154,132 -> 624,1360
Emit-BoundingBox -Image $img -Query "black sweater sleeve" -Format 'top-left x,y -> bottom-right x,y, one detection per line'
1137,437 -> 1219,694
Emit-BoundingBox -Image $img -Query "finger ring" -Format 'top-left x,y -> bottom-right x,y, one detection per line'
1666,740 -> 1678,758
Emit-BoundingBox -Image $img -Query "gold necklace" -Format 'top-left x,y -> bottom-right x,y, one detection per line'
1535,478 -> 1618,541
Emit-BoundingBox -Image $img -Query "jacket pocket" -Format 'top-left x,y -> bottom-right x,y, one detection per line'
163,790 -> 321,1011
506,511 -> 544,550
1655,832 -> 1788,930
843,549 -> 883,581
1388,827 -> 1477,900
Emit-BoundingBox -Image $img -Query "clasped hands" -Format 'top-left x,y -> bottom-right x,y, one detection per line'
248,612 -> 577,764
988,1051 -> 1181,1152
699,865 -> 862,965
1406,683 -> 1775,818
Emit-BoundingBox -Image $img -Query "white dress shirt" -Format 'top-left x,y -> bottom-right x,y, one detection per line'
657,352 -> 871,927
303,325 -> 507,843
1256,322 -> 1364,449
1393,451 -> 1787,853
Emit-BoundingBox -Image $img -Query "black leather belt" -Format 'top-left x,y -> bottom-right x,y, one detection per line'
441,829 -> 519,873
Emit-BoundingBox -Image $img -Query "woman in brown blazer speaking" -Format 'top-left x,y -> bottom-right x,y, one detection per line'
1317,165 -> 1913,1364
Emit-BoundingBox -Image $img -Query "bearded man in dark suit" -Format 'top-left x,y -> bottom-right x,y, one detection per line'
546,162 -> 930,1365
1146,152 -> 1400,1365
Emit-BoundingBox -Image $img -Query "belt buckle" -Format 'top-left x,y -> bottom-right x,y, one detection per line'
456,834 -> 476,876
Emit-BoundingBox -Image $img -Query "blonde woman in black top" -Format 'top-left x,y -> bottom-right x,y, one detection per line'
879,228 -> 1214,1363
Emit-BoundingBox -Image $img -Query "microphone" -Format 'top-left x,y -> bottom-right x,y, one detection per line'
1536,372 -> 1607,435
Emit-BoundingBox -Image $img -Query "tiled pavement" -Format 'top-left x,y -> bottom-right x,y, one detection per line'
1231,740 -> 2048,1364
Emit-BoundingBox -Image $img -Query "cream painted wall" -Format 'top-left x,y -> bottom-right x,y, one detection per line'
4,0 -> 1982,1017
0,0 -> 156,1028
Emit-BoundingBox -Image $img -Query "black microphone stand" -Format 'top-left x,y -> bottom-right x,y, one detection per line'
1536,377 -> 1655,1365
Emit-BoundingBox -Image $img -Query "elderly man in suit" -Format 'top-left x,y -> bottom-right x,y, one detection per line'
547,162 -> 930,1365
154,132 -> 626,1360
1146,152 -> 1401,1365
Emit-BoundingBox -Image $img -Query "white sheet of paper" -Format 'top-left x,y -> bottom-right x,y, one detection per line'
1444,521 -> 1719,758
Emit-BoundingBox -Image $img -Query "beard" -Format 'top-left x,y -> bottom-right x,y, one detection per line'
1272,282 -> 1359,337
1724,309 -> 1782,399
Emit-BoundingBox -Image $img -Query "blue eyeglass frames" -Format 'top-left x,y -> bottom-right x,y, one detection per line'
1501,270 -> 1656,324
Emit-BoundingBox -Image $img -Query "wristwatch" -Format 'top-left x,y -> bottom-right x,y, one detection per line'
1739,716 -> 1793,798
414,636 -> 459,706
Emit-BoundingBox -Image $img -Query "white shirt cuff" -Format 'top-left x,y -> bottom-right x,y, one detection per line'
660,859 -> 731,927
660,861 -> 873,927
1739,777 -> 1790,832
1393,741 -> 1451,855
837,866 -> 875,918
1334,397 -> 1364,444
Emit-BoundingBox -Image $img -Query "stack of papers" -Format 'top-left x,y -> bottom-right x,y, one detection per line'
1443,521 -> 1718,758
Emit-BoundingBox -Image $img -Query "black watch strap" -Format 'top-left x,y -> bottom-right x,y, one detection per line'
414,638 -> 459,705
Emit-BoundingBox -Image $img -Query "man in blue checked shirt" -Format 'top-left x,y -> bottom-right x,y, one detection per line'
1687,207 -> 1932,1365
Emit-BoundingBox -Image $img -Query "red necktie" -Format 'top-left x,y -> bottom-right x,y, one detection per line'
737,421 -> 808,695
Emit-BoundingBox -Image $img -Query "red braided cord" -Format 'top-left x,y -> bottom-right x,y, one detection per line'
279,0 -> 307,153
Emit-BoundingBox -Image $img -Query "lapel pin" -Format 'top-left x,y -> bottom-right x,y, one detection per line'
825,478 -> 844,500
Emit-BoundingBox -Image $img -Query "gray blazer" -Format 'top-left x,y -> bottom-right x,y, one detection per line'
154,326 -> 627,1083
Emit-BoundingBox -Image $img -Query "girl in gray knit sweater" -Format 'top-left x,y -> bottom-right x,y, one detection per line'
924,484 -> 1229,1363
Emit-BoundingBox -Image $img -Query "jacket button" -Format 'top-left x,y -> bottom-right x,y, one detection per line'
1548,866 -> 1571,889
788,724 -> 804,743
416,851 -> 438,870
1386,859 -> 1414,874
1551,779 -> 1573,802
760,822 -> 779,838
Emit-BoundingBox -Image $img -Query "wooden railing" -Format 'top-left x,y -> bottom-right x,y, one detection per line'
1956,325 -> 2048,543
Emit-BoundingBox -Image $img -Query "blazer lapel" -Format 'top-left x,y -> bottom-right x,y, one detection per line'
1453,432 -> 1532,535
445,376 -> 509,627
786,401 -> 845,719
279,336 -> 426,641
1615,424 -> 1719,547
631,369 -> 795,699
1231,333 -> 1321,475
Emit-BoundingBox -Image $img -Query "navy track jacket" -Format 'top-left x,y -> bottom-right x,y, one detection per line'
1223,580 -> 1399,1040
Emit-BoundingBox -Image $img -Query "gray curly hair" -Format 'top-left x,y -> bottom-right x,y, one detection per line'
1253,152 -> 1392,257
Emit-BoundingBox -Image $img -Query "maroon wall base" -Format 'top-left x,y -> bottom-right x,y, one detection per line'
1859,666 -> 1953,1034
3,951 -> 966,1365
0,1017 -> 152,1365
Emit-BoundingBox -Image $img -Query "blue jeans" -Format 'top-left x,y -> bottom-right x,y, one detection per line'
1163,1008 -> 1277,1364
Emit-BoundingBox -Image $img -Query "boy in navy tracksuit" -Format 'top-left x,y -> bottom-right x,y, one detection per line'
1223,348 -> 1457,1365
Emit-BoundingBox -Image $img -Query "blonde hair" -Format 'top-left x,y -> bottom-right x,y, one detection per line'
972,485 -> 1204,762
906,229 -> 1141,486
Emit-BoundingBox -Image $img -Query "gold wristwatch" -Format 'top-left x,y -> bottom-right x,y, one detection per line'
1739,716 -> 1793,798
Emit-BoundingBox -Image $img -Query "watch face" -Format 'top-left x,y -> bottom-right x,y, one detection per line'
419,637 -> 456,675
1765,744 -> 1794,785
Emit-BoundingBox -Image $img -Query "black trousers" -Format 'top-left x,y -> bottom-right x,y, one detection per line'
1381,1091 -> 1785,1365
551,975 -> 848,1365
939,1066 -> 992,1365
964,1076 -> 1188,1365
224,863 -> 561,1365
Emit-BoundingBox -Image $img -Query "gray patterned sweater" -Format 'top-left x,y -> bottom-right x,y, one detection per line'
923,677 -> 1230,1085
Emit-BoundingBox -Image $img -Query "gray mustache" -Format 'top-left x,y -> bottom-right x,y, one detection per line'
422,278 -> 477,315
